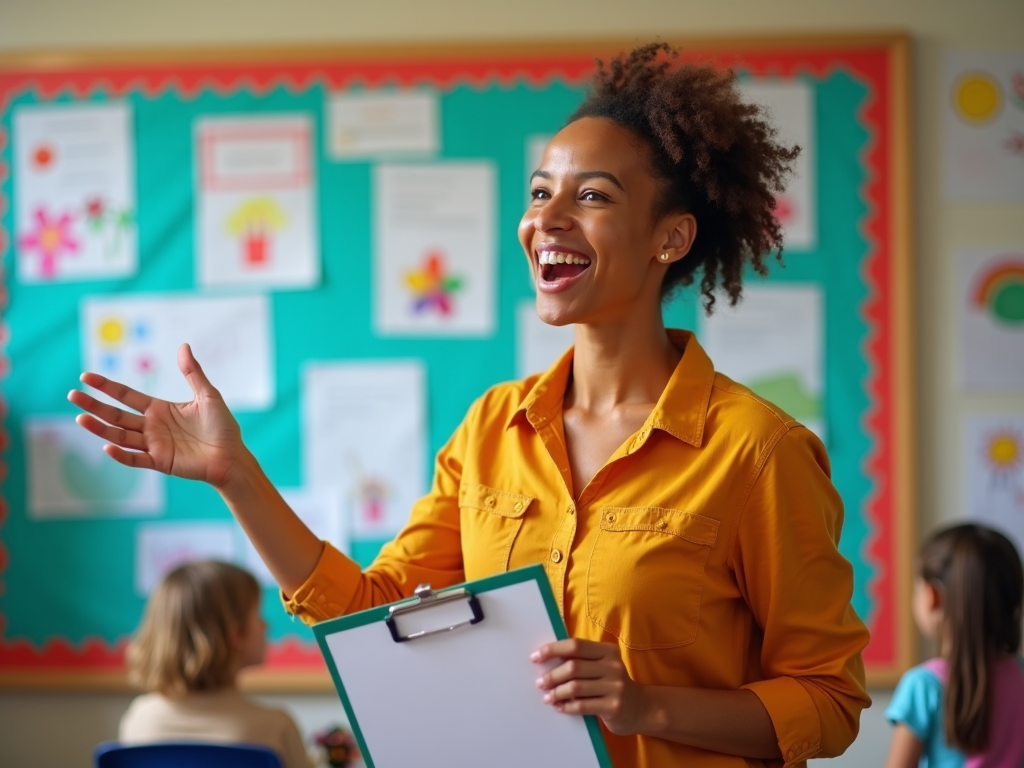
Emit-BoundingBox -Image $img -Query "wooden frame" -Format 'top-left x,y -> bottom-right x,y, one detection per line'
0,33 -> 914,691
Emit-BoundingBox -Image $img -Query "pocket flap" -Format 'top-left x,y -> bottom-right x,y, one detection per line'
460,484 -> 534,518
599,507 -> 719,546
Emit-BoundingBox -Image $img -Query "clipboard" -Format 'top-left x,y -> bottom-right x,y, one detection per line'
312,564 -> 614,768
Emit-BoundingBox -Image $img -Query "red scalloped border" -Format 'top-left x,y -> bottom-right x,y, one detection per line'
0,46 -> 894,673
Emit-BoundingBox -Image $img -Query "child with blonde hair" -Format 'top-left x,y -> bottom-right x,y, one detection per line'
885,523 -> 1024,768
119,560 -> 309,768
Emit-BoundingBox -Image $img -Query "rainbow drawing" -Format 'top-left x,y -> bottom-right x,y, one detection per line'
972,257 -> 1024,325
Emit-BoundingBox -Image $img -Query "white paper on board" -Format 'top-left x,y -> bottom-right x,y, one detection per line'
965,415 -> 1024,557
25,415 -> 164,518
81,293 -> 274,410
196,115 -> 320,289
958,249 -> 1024,390
135,521 -> 237,596
303,361 -> 425,539
13,102 -> 137,283
327,90 -> 439,159
374,163 -> 496,336
240,487 -> 348,586
699,284 -> 825,439
944,53 -> 1024,201
737,79 -> 816,251
516,298 -> 574,379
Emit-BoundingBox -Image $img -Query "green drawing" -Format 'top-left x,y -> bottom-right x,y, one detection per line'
60,447 -> 141,504
749,373 -> 821,422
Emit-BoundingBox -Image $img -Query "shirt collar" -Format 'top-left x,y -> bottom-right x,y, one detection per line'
508,328 -> 715,448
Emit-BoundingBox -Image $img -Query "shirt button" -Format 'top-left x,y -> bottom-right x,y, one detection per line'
485,496 -> 496,508
550,550 -> 562,563
606,514 -> 615,522
566,506 -> 575,515
513,501 -> 523,512
656,520 -> 667,530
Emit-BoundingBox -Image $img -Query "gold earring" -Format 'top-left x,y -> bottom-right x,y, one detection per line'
659,253 -> 670,261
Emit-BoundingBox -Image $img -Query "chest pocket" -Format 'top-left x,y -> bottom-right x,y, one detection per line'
587,507 -> 719,650
459,484 -> 534,580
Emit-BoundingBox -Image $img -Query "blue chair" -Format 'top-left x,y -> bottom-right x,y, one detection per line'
94,741 -> 284,768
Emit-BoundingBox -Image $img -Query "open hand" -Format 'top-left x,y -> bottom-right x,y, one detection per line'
68,343 -> 246,489
532,638 -> 650,736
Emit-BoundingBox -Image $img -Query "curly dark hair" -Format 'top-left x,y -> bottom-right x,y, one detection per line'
569,42 -> 800,313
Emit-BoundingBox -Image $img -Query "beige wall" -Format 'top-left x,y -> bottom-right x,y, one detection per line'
1,0 -> 1022,766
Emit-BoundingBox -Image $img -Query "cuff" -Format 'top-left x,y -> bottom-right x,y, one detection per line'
280,541 -> 362,625
743,677 -> 822,766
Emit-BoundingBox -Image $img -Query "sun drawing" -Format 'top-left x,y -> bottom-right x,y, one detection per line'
97,317 -> 126,346
983,429 -> 1023,483
953,71 -> 1003,124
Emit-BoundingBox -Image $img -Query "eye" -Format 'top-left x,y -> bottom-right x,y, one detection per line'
580,189 -> 609,202
531,187 -> 551,201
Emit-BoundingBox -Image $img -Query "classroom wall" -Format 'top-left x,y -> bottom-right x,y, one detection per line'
1,0 -> 1022,766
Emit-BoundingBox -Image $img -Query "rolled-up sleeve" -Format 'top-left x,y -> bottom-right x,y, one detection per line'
730,426 -> 871,766
283,401 -> 476,624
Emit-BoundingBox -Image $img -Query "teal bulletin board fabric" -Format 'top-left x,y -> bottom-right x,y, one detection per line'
0,44 -> 909,683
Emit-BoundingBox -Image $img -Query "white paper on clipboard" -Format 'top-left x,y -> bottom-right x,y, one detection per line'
320,578 -> 605,768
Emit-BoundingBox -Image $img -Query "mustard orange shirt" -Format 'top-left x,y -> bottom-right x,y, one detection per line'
285,330 -> 870,768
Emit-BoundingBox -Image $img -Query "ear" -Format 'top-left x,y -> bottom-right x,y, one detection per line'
655,212 -> 698,264
922,580 -> 942,611
226,620 -> 244,651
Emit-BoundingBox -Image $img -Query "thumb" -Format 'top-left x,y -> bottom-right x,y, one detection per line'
177,343 -> 219,399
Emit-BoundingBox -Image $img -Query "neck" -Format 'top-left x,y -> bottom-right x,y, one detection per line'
567,299 -> 680,414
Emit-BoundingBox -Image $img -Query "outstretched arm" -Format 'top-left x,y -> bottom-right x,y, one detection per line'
69,343 -> 323,594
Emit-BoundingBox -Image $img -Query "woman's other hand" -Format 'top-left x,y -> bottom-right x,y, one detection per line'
532,638 -> 650,736
68,343 -> 246,489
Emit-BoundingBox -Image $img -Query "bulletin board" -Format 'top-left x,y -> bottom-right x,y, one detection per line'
0,35 -> 914,689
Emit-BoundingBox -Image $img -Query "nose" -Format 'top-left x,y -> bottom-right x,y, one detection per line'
531,188 -> 574,233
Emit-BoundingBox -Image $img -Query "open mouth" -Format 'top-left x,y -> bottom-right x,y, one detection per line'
537,249 -> 592,284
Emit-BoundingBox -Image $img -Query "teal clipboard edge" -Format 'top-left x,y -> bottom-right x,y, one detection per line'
311,563 -> 613,768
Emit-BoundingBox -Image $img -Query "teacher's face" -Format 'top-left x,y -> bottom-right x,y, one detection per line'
518,117 -> 668,327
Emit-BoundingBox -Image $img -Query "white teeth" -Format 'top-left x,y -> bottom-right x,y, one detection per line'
537,251 -> 592,266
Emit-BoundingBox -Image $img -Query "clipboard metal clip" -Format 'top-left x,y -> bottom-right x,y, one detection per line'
386,584 -> 485,643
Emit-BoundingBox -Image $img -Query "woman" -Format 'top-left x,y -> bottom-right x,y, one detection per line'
71,44 -> 869,767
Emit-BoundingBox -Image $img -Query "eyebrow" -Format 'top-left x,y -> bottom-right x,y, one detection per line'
530,169 -> 625,192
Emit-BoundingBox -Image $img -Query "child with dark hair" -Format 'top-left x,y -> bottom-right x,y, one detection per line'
885,524 -> 1024,767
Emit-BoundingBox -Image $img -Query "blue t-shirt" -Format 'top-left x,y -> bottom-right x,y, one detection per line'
886,660 -> 965,768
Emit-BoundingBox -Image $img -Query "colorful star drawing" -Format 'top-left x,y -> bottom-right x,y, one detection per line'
404,251 -> 463,316
18,207 -> 80,279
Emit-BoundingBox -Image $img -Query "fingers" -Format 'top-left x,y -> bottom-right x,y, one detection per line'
67,389 -> 146,432
77,372 -> 153,414
536,658 -> 606,689
177,343 -> 219,399
531,638 -> 609,664
544,678 -> 624,706
103,443 -> 156,472
75,414 -> 148,452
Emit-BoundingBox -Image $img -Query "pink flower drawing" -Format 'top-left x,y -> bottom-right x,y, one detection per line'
19,207 -> 80,278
